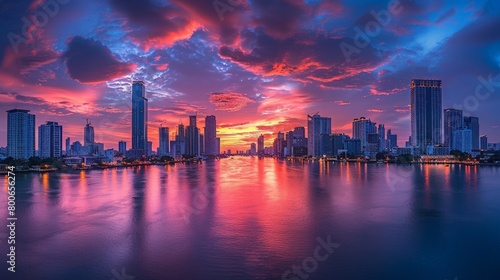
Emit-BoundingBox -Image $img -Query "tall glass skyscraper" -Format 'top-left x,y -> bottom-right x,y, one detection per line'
131,81 -> 148,157
185,115 -> 199,156
307,114 -> 331,157
444,108 -> 463,149
352,117 -> 376,154
257,134 -> 264,156
411,79 -> 442,154
7,109 -> 35,159
38,121 -> 63,159
204,115 -> 217,156
84,120 -> 94,146
158,127 -> 169,156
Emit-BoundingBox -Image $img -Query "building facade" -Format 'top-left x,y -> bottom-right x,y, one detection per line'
308,114 -> 331,157
444,108 -> 463,149
131,81 -> 148,157
38,121 -> 63,158
204,115 -> 217,156
411,79 -> 442,154
7,109 -> 35,159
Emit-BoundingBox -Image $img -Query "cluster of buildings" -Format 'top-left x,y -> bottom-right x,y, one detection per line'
252,115 -> 400,159
2,79 -> 499,162
250,79 -> 496,159
2,81 -> 221,163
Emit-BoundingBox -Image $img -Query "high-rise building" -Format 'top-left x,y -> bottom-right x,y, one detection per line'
444,108 -> 463,149
38,121 -> 63,159
345,139 -> 362,156
378,124 -> 385,151
463,116 -> 479,150
175,123 -> 186,156
250,143 -> 256,155
331,133 -> 349,156
411,79 -> 443,154
66,137 -> 71,156
453,129 -> 472,153
204,115 -> 217,156
70,141 -> 83,155
291,127 -> 308,156
367,133 -> 380,158
286,131 -> 293,157
118,141 -> 127,154
387,129 -> 398,149
158,127 -> 169,156
7,109 -> 35,159
308,114 -> 331,157
480,135 -> 488,151
84,119 -> 94,146
131,81 -> 148,158
216,137 -> 221,155
185,115 -> 199,156
352,117 -> 376,154
275,132 -> 285,158
257,134 -> 264,156
147,141 -> 152,157
199,134 -> 204,155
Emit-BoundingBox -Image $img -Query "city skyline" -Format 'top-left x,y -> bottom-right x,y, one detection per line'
1,0 -> 500,152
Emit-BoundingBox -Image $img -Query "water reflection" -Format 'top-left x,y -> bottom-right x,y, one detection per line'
1,159 -> 499,280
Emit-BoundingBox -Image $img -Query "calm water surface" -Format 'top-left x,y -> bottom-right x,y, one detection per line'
1,158 -> 500,280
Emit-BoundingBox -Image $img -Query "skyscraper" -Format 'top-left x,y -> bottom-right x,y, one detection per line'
216,137 -> 221,155
7,109 -> 35,159
118,141 -> 127,154
453,129 -> 472,153
66,137 -> 71,155
185,115 -> 199,156
387,129 -> 398,149
352,117 -> 376,154
292,127 -> 308,156
84,119 -> 94,146
204,115 -> 217,156
131,81 -> 148,157
158,127 -> 169,156
175,123 -> 186,156
444,108 -> 463,149
480,135 -> 488,151
38,121 -> 63,159
258,134 -> 264,156
464,116 -> 479,150
275,132 -> 285,158
378,124 -> 385,152
250,143 -> 256,155
411,79 -> 442,154
308,113 -> 331,157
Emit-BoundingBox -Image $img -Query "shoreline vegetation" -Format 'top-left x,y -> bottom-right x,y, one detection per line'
1,154 -> 500,175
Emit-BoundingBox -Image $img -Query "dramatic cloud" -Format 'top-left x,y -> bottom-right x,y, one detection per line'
63,36 -> 136,84
209,92 -> 255,112
109,0 -> 200,50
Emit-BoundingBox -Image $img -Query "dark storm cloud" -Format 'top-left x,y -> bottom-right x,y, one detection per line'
109,0 -> 199,50
63,36 -> 136,84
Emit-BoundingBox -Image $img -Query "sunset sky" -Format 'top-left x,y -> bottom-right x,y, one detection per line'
1,0 -> 499,151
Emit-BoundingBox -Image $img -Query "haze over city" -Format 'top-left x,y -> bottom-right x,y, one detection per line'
1,0 -> 499,152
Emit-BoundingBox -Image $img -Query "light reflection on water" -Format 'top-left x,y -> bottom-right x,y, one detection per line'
1,158 -> 500,280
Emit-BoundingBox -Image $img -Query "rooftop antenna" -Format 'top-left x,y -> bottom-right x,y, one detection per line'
81,118 -> 91,125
